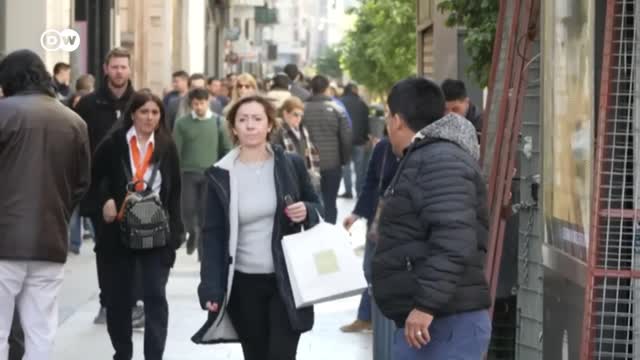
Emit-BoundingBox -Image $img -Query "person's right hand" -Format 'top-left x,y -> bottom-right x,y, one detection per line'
206,301 -> 219,312
343,214 -> 360,231
103,199 -> 117,223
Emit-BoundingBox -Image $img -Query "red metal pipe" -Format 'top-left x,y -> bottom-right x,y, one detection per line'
480,0 -> 508,163
488,0 -> 538,305
580,0 -> 616,358
484,0 -> 523,287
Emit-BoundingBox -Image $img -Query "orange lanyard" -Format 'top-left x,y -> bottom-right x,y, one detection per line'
130,136 -> 154,192
117,136 -> 154,222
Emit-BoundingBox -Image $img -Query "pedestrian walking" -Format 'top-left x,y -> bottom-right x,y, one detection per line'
193,95 -> 323,360
340,137 -> 399,333
207,77 -> 230,108
52,61 -> 71,102
164,70 -> 189,108
265,73 -> 291,111
91,90 -> 184,360
174,87 -> 232,257
283,63 -> 310,101
303,75 -> 352,224
371,77 -> 492,359
271,96 -> 321,191
0,49 -> 91,360
339,83 -> 370,199
74,47 -> 144,327
222,73 -> 258,116
441,78 -> 483,137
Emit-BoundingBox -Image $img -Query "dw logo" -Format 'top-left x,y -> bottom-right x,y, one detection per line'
40,29 -> 80,52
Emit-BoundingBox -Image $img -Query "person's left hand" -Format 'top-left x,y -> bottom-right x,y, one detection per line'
404,309 -> 434,349
285,202 -> 307,223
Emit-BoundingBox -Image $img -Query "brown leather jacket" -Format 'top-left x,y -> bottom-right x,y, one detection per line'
0,93 -> 91,263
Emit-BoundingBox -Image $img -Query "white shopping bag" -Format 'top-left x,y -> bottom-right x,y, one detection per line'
282,221 -> 367,308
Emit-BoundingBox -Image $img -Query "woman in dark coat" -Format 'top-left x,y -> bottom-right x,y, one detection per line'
193,95 -> 323,360
92,90 -> 184,360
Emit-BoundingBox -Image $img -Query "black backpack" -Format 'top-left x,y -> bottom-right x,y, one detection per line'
119,157 -> 170,249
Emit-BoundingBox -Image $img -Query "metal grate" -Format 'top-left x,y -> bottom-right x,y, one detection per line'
582,0 -> 640,359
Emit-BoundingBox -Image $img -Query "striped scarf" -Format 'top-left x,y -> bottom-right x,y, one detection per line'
281,124 -> 321,189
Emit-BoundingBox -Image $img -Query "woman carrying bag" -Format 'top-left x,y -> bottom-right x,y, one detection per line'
92,90 -> 184,360
193,95 -> 324,360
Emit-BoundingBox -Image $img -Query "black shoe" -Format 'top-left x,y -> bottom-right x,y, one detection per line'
186,238 -> 196,255
132,305 -> 145,329
132,314 -> 145,330
93,307 -> 107,324
338,193 -> 354,199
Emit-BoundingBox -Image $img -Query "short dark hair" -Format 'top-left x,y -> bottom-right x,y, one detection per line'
188,73 -> 206,87
310,75 -> 330,95
188,87 -> 210,103
207,76 -> 220,85
387,77 -> 446,132
53,62 -> 71,75
0,49 -> 54,97
172,70 -> 189,80
344,83 -> 358,95
271,73 -> 291,91
283,64 -> 299,81
441,79 -> 468,101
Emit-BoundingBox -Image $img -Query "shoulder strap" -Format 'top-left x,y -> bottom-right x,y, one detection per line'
377,144 -> 389,194
146,154 -> 163,194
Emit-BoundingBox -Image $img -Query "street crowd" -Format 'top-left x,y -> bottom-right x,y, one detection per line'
0,47 -> 490,360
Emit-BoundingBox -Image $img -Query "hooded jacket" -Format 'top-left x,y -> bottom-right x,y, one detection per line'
192,145 -> 324,344
371,113 -> 491,327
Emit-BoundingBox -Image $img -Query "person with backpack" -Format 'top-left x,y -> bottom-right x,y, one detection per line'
173,87 -> 232,257
91,90 -> 184,360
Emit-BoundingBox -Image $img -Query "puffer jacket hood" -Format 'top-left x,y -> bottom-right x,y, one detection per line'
414,112 -> 480,161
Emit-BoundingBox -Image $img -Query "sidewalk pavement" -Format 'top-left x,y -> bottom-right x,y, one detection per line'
53,197 -> 373,359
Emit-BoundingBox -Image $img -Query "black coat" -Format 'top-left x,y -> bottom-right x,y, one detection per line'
371,113 -> 491,327
75,79 -> 135,217
340,93 -> 370,146
193,145 -> 324,344
91,127 -> 184,261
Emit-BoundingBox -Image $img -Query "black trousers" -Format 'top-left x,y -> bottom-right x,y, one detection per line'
228,272 -> 301,360
182,171 -> 207,256
320,167 -> 342,224
8,310 -> 24,360
104,249 -> 172,360
94,217 -> 143,309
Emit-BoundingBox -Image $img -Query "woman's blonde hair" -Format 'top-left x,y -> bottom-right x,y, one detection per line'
231,73 -> 258,102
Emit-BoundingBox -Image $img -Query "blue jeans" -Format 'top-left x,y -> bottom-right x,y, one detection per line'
68,207 -> 82,251
342,145 -> 370,196
393,310 -> 491,360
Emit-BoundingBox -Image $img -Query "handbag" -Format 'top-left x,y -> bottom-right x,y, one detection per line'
118,157 -> 170,250
282,214 -> 367,308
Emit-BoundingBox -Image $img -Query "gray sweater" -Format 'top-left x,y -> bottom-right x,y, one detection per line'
235,157 -> 277,273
